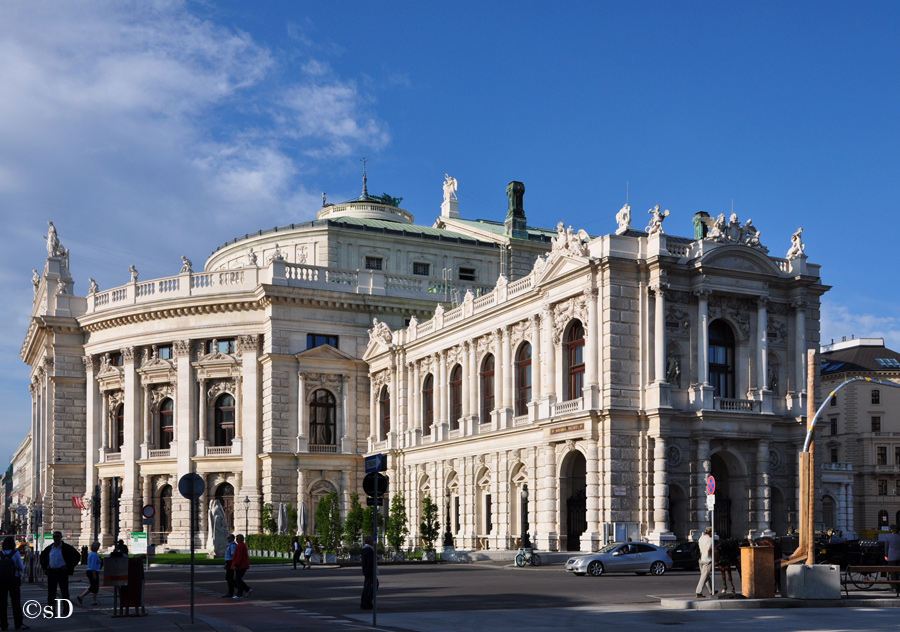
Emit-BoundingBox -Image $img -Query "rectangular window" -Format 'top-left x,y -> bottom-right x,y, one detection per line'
109,352 -> 123,366
830,394 -> 837,407
485,494 -> 492,533
879,480 -> 888,496
830,418 -> 837,435
458,267 -> 476,281
454,496 -> 460,533
307,334 -> 338,350
872,416 -> 882,432
877,446 -> 888,465
157,345 -> 173,360
365,256 -> 383,270
872,389 -> 881,405
413,262 -> 430,276
830,448 -> 838,463
208,339 -> 235,354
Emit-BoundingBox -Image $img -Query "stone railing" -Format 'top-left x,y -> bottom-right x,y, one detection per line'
148,449 -> 171,459
552,398 -> 583,416
822,462 -> 853,471
513,414 -> 530,427
666,243 -> 690,257
309,444 -> 338,454
715,398 -> 757,412
206,446 -> 233,456
508,275 -> 533,298
105,452 -> 122,462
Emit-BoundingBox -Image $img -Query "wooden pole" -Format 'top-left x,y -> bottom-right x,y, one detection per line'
806,348 -> 817,565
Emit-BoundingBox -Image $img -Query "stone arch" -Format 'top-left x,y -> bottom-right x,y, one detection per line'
770,486 -> 788,535
668,483 -> 689,539
710,448 -> 750,538
559,447 -> 587,551
474,466 -> 492,543
509,463 -> 529,543
822,494 -> 836,529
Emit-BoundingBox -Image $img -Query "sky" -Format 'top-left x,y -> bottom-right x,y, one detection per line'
1,1 -> 899,462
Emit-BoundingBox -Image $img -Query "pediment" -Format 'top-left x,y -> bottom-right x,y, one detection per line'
295,344 -> 357,363
700,246 -> 781,276
533,251 -> 591,287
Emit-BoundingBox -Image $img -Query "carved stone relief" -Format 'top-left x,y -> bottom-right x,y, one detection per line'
552,294 -> 589,344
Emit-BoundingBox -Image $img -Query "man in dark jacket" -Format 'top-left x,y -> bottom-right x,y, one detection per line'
39,532 -> 80,607
360,535 -> 376,609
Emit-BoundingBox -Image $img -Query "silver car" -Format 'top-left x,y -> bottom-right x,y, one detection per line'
566,542 -> 672,576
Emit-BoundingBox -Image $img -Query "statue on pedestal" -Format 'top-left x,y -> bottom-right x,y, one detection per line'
207,499 -> 229,558
615,204 -> 632,234
443,174 -> 458,202
786,227 -> 805,259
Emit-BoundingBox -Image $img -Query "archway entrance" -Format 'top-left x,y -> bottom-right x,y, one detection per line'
560,450 -> 587,551
215,483 -> 235,531
669,485 -> 688,539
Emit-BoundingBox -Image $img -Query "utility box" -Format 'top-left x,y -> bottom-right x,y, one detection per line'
103,556 -> 128,587
784,563 -> 841,599
741,546 -> 775,598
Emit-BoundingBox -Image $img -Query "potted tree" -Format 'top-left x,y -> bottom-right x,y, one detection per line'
419,494 -> 440,562
344,492 -> 366,561
385,492 -> 409,561
315,492 -> 343,564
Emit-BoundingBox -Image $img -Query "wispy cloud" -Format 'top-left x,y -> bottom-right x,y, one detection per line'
821,301 -> 900,350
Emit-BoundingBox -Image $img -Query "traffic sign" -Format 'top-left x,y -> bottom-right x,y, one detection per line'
15,506 -> 28,516
142,518 -> 156,525
365,453 -> 388,473
706,476 -> 716,495
706,495 -> 715,510
366,496 -> 385,507
178,473 -> 205,500
142,504 -> 156,519
362,472 -> 389,497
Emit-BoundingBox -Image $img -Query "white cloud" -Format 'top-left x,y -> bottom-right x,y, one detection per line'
821,301 -> 900,350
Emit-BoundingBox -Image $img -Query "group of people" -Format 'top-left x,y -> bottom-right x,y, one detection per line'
221,534 -> 252,599
292,537 -> 313,570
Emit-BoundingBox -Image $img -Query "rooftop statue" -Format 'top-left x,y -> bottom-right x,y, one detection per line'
32,269 -> 40,298
368,318 -> 393,348
88,278 -> 98,295
377,192 -> 404,207
443,174 -> 458,203
44,221 -> 61,257
645,205 -> 670,235
247,248 -> 258,267
180,256 -> 193,274
786,227 -> 805,259
615,203 -> 632,235
129,265 -> 139,282
552,222 -> 589,256
695,212 -> 766,251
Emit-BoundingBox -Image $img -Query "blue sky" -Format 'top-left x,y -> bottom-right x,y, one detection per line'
1,1 -> 899,462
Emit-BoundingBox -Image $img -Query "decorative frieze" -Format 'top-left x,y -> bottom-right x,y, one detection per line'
551,294 -> 589,344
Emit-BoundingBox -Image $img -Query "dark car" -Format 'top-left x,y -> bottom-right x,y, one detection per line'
664,541 -> 700,570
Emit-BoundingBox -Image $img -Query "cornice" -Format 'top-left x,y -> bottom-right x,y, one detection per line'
81,299 -> 265,333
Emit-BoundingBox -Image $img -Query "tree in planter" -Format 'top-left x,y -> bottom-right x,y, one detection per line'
419,494 -> 441,551
261,503 -> 278,534
315,492 -> 343,557
344,493 -> 366,555
287,503 -> 298,533
385,492 -> 409,557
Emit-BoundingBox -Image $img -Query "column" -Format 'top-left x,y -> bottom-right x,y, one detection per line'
492,331 -> 503,430
793,300 -> 808,393
99,478 -> 111,547
141,384 -> 152,459
438,351 -> 448,439
650,436 -> 673,541
756,440 -> 771,535
120,347 -> 140,538
757,297 -> 769,391
651,284 -> 666,382
584,288 -> 599,408
390,363 -> 399,446
468,342 -> 478,431
537,444 -> 558,551
297,372 -> 308,452
340,374 -> 350,452
541,307 -> 556,404
100,390 -> 109,454
238,334 -> 260,534
696,291 -> 710,385
173,339 -> 194,547
501,328 -> 512,425
585,439 -> 600,551
530,316 -> 542,415
297,469 -> 307,536
695,439 -> 711,537
411,362 -> 421,442
196,377 -> 208,451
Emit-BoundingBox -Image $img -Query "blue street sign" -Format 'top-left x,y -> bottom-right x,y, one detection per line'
365,453 -> 388,473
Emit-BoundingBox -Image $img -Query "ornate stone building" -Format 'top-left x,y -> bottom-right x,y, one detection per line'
364,211 -> 829,551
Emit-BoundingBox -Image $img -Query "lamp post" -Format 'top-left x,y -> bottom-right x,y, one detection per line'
442,489 -> 454,548
243,496 -> 250,534
521,483 -> 532,549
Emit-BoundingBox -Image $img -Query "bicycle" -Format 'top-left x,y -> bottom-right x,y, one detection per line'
515,548 -> 542,567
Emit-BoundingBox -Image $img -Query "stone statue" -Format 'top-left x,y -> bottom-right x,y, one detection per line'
247,248 -> 258,267
45,221 -> 60,256
666,355 -> 681,387
615,204 -> 632,235
767,365 -> 778,393
443,174 -> 458,202
270,244 -> 285,262
786,227 -> 805,259
88,278 -> 98,295
692,212 -> 710,239
740,219 -> 761,247
180,256 -> 193,274
368,318 -> 393,348
645,205 -> 670,235
129,265 -> 139,282
32,269 -> 40,298
206,499 -> 229,557
322,192 -> 327,207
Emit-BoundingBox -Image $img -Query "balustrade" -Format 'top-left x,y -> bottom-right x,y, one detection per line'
552,398 -> 583,416
715,398 -> 757,412
309,444 -> 338,454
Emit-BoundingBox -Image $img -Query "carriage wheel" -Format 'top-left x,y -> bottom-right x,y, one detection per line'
849,570 -> 878,590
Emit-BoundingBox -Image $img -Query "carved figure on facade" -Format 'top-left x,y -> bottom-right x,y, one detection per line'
206,499 -> 229,557
615,203 -> 632,235
99,353 -> 112,374
666,354 -> 681,387
551,295 -> 589,344
270,244 -> 285,263
786,227 -> 805,259
551,222 -> 590,257
32,270 -> 41,298
666,306 -> 691,331
510,320 -> 530,347
149,385 -> 175,410
87,278 -> 98,295
646,205 -> 670,235
207,380 -> 236,403
129,265 -> 139,282
121,347 -> 135,363
56,279 -> 70,295
767,365 -> 778,394
44,221 -> 67,257
180,256 -> 193,274
740,219 -> 761,248
767,318 -> 787,342
368,318 -> 393,348
247,248 -> 258,267
443,174 -> 458,202
296,244 -> 308,264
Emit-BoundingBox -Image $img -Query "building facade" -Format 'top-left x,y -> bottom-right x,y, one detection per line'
820,338 -> 900,535
365,212 -> 828,551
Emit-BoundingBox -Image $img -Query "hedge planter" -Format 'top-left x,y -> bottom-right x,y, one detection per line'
423,550 -> 437,562
324,552 -> 337,564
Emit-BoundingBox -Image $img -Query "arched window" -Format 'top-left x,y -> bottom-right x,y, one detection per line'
158,398 -> 174,450
115,404 -> 125,450
379,386 -> 391,439
480,354 -> 495,424
422,374 -> 434,435
214,394 -> 235,446
566,321 -> 585,401
215,482 -> 235,531
515,343 -> 532,416
708,320 -> 735,398
450,365 -> 463,430
158,485 -> 172,533
309,389 -> 337,445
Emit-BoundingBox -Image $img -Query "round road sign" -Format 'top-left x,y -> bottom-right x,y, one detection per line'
706,475 -> 716,495
362,472 -> 389,497
142,504 -> 156,519
178,473 -> 206,500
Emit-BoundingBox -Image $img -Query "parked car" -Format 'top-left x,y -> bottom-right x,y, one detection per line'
566,542 -> 672,576
664,541 -> 700,570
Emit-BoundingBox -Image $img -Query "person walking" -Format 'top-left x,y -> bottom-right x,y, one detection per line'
76,542 -> 102,607
231,534 -> 252,599
292,536 -> 301,570
695,526 -> 714,598
360,535 -> 377,609
884,524 -> 900,597
39,531 -> 80,607
221,534 -> 236,598
303,538 -> 312,570
0,536 -> 29,630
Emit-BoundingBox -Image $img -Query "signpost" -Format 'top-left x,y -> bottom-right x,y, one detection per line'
706,475 -> 716,595
178,473 -> 205,624
363,455 -> 389,625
